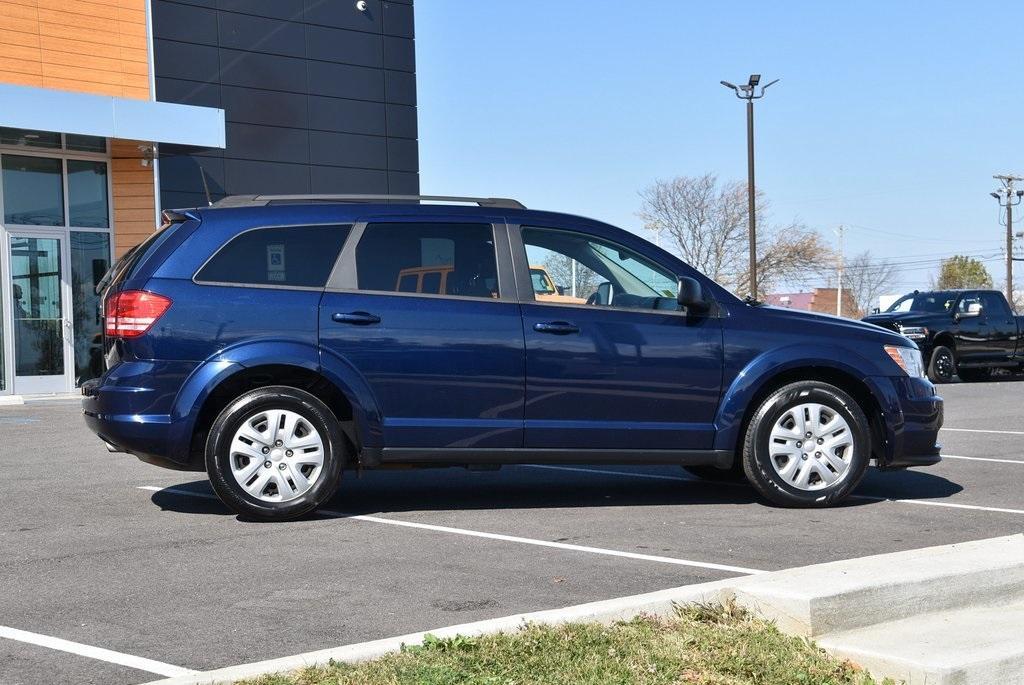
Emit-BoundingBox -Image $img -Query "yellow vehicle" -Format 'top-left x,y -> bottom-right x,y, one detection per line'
529,265 -> 587,303
395,265 -> 452,295
394,264 -> 585,303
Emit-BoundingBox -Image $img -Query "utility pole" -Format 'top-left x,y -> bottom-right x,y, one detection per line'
991,175 -> 1023,304
721,74 -> 779,300
835,225 -> 845,317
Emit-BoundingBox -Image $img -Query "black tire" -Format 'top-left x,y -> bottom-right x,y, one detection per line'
206,385 -> 345,521
927,346 -> 956,384
956,366 -> 991,383
741,381 -> 870,508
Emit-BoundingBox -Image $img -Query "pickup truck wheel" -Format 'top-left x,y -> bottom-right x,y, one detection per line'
956,367 -> 991,382
206,386 -> 345,521
927,346 -> 956,384
741,381 -> 870,508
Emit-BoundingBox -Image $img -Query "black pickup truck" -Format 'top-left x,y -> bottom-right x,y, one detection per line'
862,289 -> 1024,383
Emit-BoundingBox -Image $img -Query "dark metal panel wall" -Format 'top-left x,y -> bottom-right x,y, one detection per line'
152,0 -> 418,209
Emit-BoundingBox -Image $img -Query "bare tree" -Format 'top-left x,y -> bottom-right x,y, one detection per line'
542,252 -> 600,300
638,174 -> 834,297
841,251 -> 900,316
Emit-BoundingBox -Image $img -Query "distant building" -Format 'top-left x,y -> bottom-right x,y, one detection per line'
766,288 -> 859,318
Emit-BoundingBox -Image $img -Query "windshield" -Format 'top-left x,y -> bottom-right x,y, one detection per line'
885,292 -> 957,314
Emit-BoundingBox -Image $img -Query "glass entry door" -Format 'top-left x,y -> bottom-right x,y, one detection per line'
8,231 -> 72,394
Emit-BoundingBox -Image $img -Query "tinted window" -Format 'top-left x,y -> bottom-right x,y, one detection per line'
2,155 -> 64,226
0,127 -> 61,149
980,292 -> 1011,317
68,160 -> 109,228
522,226 -> 679,310
197,224 -> 351,287
356,223 -> 498,299
957,293 -> 982,314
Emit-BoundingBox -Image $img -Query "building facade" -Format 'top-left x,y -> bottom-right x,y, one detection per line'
0,0 -> 417,399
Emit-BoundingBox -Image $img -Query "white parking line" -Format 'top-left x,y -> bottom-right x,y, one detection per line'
524,465 -> 1024,517
943,454 -> 1024,465
137,486 -> 765,576
942,428 -> 1024,435
0,625 -> 195,677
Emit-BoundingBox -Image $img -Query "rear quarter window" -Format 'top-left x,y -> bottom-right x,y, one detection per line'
195,224 -> 351,288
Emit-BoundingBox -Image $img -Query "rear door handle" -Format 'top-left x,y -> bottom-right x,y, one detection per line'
332,311 -> 381,325
533,321 -> 579,335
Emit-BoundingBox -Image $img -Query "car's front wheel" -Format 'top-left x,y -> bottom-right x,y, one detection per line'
206,386 -> 345,521
927,346 -> 956,384
741,381 -> 870,507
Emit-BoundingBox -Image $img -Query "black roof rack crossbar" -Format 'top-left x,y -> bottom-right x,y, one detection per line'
210,194 -> 526,210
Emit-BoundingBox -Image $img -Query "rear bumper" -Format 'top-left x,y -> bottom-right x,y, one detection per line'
868,375 -> 943,470
81,360 -> 205,471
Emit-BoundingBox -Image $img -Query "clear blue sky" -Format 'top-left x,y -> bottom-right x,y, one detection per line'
415,1 -> 1021,293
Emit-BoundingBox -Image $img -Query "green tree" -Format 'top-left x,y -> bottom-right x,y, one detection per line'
934,255 -> 994,289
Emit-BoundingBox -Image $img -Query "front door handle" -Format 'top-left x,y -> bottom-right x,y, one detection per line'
332,311 -> 381,325
533,321 -> 579,335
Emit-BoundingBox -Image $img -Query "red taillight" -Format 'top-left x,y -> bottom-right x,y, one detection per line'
104,290 -> 172,339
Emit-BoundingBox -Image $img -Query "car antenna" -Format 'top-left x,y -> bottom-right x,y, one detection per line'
199,164 -> 213,206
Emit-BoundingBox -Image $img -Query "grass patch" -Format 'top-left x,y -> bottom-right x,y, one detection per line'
241,601 -> 891,685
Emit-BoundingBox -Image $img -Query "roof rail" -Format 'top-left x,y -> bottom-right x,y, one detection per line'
210,194 -> 527,210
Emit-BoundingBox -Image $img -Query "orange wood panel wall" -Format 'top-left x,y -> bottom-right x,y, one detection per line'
0,0 -> 150,99
111,139 -> 155,257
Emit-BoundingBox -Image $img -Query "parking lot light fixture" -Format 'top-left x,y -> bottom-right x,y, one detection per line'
721,73 -> 780,300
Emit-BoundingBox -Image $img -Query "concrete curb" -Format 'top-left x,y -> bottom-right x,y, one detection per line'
140,534 -> 1024,685
139,577 -> 742,685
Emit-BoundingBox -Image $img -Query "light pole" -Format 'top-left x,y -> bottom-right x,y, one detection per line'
991,174 -> 1024,304
721,74 -> 779,300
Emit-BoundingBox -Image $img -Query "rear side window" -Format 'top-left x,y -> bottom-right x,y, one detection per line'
196,224 -> 350,288
355,222 -> 499,299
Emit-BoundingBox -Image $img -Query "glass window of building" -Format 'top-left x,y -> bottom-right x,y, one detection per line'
70,232 -> 111,385
0,127 -> 61,150
68,160 -> 110,228
10,236 -> 64,377
66,134 -> 107,153
2,155 -> 65,226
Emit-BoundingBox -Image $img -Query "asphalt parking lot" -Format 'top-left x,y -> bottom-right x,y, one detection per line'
2,380 -> 1023,685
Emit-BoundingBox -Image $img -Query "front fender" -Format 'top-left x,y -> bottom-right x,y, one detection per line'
712,344 -> 884,453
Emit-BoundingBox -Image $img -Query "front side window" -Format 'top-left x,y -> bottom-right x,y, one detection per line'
356,222 -> 499,299
196,224 -> 351,288
957,294 -> 982,314
980,292 -> 1011,317
521,226 -> 679,311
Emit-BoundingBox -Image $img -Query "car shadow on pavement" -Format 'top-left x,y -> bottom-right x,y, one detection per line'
147,466 -> 963,521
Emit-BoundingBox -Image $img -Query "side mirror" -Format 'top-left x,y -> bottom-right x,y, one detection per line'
871,307 -> 880,314
597,281 -> 614,305
677,276 -> 709,313
555,285 -> 565,296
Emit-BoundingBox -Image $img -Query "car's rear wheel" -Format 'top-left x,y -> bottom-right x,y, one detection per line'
741,381 -> 870,508
956,366 -> 992,382
927,346 -> 956,384
206,386 -> 345,521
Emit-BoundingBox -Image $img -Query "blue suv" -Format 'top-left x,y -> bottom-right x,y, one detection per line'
83,195 -> 943,520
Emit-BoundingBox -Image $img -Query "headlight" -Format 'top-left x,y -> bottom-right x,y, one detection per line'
898,326 -> 928,341
884,345 -> 925,377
